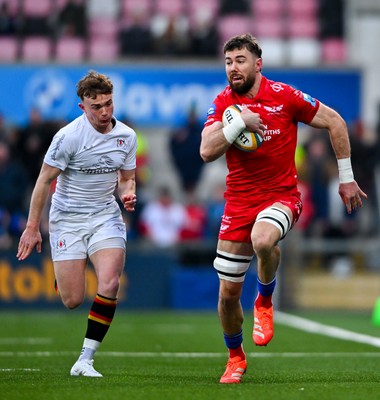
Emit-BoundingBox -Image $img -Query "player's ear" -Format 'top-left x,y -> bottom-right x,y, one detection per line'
255,58 -> 262,72
78,103 -> 85,111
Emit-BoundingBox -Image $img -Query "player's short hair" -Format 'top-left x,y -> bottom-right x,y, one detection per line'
76,70 -> 113,100
223,33 -> 262,59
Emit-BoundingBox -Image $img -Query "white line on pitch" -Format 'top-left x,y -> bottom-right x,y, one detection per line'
0,351 -> 379,358
276,311 -> 380,348
0,338 -> 53,345
0,368 -> 40,372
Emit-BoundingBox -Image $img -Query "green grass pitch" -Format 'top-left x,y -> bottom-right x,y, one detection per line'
1,310 -> 380,400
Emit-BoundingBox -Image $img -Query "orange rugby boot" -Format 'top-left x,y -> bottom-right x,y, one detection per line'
253,304 -> 274,346
219,356 -> 247,384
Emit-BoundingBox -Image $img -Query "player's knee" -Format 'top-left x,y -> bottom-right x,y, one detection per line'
98,275 -> 120,298
251,233 -> 273,257
62,294 -> 83,310
219,281 -> 242,301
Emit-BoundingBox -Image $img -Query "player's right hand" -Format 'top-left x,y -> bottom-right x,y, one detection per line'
240,106 -> 266,139
17,228 -> 42,260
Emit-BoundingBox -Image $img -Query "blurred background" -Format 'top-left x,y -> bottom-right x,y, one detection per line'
0,0 -> 379,314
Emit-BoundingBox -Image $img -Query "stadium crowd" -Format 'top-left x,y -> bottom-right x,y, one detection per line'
0,0 -> 345,64
1,0 -> 379,254
0,105 -> 379,252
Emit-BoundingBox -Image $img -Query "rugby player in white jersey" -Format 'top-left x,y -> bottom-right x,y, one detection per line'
17,70 -> 137,377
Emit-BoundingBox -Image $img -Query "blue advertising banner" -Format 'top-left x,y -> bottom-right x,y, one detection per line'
0,65 -> 360,127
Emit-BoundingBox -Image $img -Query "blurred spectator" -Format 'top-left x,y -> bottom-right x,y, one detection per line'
139,186 -> 186,247
294,144 -> 315,233
303,133 -> 335,237
169,106 -> 205,195
17,108 -> 60,184
180,192 -> 207,241
0,112 -> 13,141
119,10 -> 153,56
205,182 -> 225,239
190,9 -> 219,57
319,0 -> 344,39
220,0 -> 250,15
119,119 -> 151,240
349,119 -> 374,199
0,1 -> 17,36
57,0 -> 87,38
19,3 -> 53,37
0,140 -> 29,248
150,13 -> 190,55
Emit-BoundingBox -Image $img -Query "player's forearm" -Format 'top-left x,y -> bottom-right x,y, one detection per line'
26,180 -> 51,229
118,175 -> 136,200
328,115 -> 351,160
200,123 -> 231,162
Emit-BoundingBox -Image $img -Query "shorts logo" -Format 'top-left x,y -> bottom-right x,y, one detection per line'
56,239 -> 67,251
220,214 -> 231,232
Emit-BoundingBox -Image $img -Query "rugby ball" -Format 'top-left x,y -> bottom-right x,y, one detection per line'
222,104 -> 263,152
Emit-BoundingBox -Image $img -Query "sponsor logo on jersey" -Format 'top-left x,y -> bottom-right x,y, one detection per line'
302,93 -> 316,107
207,104 -> 216,116
80,155 -> 118,174
263,104 -> 283,114
51,134 -> 65,161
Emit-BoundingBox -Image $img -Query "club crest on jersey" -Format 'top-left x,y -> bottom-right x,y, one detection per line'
117,138 -> 126,148
270,83 -> 284,93
303,93 -> 316,107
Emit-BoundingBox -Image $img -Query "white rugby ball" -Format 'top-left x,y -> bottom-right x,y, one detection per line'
222,104 -> 263,152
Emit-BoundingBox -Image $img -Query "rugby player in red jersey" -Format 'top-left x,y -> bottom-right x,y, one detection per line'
200,33 -> 367,384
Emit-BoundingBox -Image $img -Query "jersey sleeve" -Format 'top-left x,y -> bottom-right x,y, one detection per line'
43,130 -> 73,171
121,130 -> 137,170
288,88 -> 320,124
204,90 -> 229,127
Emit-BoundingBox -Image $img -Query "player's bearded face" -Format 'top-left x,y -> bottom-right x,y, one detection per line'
228,71 -> 255,95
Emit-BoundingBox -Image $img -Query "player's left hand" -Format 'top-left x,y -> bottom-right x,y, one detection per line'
121,194 -> 137,212
338,181 -> 367,214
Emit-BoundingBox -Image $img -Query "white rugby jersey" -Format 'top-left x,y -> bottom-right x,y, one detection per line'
44,114 -> 137,213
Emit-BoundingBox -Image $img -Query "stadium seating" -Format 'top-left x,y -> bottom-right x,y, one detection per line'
288,0 -> 318,17
288,38 -> 321,66
217,15 -> 253,47
88,38 -> 119,62
0,37 -> 19,62
1,0 -> 20,15
0,0 -> 349,66
88,17 -> 119,40
21,0 -> 52,17
321,38 -> 347,64
87,0 -> 120,19
287,15 -> 319,38
20,36 -> 53,62
251,0 -> 283,18
254,16 -> 286,39
154,0 -> 185,16
55,36 -> 86,63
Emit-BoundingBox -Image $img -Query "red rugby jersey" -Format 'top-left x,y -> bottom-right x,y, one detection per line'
204,76 -> 320,202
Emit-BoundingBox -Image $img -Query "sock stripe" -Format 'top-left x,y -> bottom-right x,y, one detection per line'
95,294 -> 117,305
89,311 -> 113,325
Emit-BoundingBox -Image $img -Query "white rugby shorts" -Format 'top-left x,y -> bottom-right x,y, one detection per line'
49,203 -> 126,261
